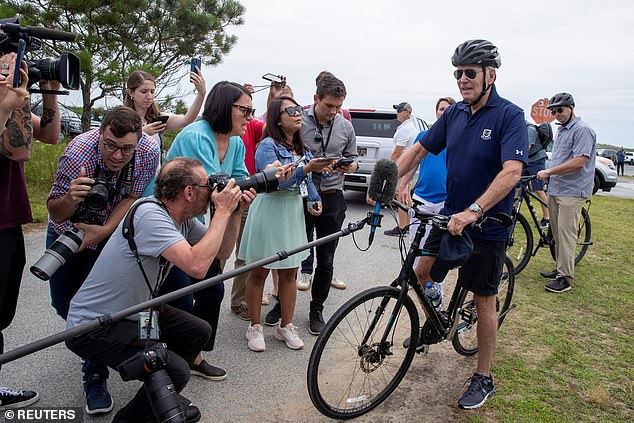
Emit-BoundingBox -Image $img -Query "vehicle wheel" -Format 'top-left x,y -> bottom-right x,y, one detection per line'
307,286 -> 420,420
549,206 -> 592,265
592,173 -> 600,195
506,212 -> 533,275
452,256 -> 515,356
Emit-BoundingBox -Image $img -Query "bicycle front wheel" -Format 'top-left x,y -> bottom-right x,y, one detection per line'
548,206 -> 592,265
506,212 -> 533,275
307,286 -> 420,420
452,256 -> 515,356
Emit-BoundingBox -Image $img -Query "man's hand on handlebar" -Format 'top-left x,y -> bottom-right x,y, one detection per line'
447,210 -> 479,236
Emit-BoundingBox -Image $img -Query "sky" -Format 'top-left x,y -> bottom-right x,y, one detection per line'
112,0 -> 634,148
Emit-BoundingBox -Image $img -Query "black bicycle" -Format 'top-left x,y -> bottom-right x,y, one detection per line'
506,175 -> 592,275
306,201 -> 515,419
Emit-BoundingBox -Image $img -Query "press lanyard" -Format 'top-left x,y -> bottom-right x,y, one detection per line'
316,114 -> 334,157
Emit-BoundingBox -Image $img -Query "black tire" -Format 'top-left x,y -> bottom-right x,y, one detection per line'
506,212 -> 533,275
549,206 -> 592,265
307,286 -> 420,420
452,256 -> 515,356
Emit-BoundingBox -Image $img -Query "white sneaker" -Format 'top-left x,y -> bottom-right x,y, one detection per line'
274,323 -> 304,350
331,276 -> 347,290
246,324 -> 266,352
297,273 -> 312,291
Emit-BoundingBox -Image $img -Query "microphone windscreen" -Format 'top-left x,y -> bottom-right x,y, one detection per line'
368,159 -> 398,204
27,26 -> 76,42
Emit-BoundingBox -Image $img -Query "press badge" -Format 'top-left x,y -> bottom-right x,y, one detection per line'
299,180 -> 309,198
138,310 -> 160,340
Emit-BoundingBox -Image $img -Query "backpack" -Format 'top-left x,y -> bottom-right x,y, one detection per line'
528,122 -> 553,158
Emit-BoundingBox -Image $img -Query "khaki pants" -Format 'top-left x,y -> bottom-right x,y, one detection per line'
548,196 -> 586,283
230,208 -> 250,308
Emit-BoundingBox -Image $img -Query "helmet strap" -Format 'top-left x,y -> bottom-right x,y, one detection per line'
467,65 -> 495,107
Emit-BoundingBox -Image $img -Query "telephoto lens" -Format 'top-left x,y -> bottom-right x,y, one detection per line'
30,227 -> 85,280
208,167 -> 279,194
144,369 -> 186,423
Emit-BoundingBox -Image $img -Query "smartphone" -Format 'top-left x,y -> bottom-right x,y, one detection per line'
190,57 -> 202,75
262,73 -> 284,84
155,115 -> 169,124
333,158 -> 354,169
13,39 -> 26,88
293,155 -> 306,166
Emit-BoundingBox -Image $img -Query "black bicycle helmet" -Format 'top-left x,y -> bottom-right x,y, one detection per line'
451,39 -> 501,68
548,92 -> 575,108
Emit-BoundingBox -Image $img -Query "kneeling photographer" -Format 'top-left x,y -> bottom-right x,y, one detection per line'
65,157 -> 253,422
41,106 -> 159,414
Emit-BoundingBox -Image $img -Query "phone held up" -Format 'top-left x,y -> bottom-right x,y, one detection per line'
155,115 -> 169,125
262,73 -> 284,84
190,57 -> 202,75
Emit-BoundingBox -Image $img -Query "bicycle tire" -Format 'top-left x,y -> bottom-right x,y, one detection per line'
548,206 -> 592,265
451,256 -> 515,356
506,212 -> 533,275
307,286 -> 420,420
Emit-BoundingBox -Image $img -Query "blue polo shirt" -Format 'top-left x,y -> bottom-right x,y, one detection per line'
413,130 -> 447,204
420,85 -> 528,241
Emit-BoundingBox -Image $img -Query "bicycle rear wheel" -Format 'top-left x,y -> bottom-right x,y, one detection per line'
549,206 -> 592,265
307,286 -> 420,420
506,212 -> 533,275
451,256 -> 515,356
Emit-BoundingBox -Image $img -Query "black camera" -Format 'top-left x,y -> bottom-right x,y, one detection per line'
208,167 -> 279,193
30,178 -> 111,280
118,343 -> 185,423
0,18 -> 79,90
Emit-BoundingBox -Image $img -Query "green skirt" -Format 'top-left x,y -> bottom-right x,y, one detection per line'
238,190 -> 309,269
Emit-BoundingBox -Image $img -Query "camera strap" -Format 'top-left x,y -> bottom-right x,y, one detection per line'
122,197 -> 168,298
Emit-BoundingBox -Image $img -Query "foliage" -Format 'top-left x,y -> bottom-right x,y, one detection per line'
1,0 -> 245,129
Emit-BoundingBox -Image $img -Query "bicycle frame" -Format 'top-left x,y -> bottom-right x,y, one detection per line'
511,181 -> 550,251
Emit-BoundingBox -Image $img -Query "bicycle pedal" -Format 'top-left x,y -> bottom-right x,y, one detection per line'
415,344 -> 429,354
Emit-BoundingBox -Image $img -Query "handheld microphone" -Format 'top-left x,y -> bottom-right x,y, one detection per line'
367,159 -> 399,245
26,26 -> 76,42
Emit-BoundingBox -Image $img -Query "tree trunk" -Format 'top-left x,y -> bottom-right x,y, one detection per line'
80,78 -> 92,133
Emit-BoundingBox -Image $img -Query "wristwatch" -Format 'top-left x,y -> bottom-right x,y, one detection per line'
545,168 -> 551,175
468,202 -> 484,218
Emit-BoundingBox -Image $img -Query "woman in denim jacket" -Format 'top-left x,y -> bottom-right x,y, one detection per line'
239,96 -> 331,352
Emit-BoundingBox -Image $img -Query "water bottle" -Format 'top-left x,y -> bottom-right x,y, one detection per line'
424,281 -> 442,309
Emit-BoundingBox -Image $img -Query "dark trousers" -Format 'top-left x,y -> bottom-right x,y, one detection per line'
303,191 -> 347,313
66,304 -> 211,422
0,226 -> 26,369
45,227 -> 109,380
617,161 -> 624,176
158,260 -> 223,351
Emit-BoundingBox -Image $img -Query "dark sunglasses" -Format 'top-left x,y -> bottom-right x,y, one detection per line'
550,107 -> 566,115
284,105 -> 304,117
453,69 -> 481,80
396,109 -> 407,113
233,104 -> 256,118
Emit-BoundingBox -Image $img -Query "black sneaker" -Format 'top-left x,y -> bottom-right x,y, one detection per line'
545,277 -> 571,293
539,269 -> 557,279
309,310 -> 325,335
84,374 -> 113,415
384,226 -> 403,237
458,373 -> 496,409
0,387 -> 39,409
264,301 -> 281,326
190,359 -> 227,381
402,329 -> 428,353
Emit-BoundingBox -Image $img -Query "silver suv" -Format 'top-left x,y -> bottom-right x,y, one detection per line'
344,108 -> 429,192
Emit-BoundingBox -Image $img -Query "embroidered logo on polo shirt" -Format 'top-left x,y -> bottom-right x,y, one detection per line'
480,129 -> 492,141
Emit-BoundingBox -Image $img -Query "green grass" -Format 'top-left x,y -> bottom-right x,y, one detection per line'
473,196 -> 634,422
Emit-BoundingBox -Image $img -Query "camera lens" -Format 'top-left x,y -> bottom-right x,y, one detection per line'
84,182 -> 110,211
30,227 -> 85,280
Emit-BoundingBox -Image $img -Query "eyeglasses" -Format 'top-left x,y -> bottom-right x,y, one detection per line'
396,109 -> 407,113
550,107 -> 566,115
453,69 -> 482,80
233,104 -> 256,118
284,106 -> 304,117
101,139 -> 136,155
314,129 -> 323,143
191,181 -> 212,190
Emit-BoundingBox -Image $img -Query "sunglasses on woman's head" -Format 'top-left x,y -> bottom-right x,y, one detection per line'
453,69 -> 481,80
284,105 -> 304,117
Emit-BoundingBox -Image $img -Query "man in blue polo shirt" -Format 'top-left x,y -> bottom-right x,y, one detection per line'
397,39 -> 527,409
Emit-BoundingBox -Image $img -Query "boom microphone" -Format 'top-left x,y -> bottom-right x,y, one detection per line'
367,159 -> 399,245
368,159 -> 398,203
26,26 -> 76,42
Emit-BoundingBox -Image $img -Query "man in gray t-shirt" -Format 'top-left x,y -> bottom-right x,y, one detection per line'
537,92 -> 596,293
66,157 -> 251,422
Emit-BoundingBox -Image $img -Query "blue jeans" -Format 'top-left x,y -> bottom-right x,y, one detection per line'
46,227 -> 109,381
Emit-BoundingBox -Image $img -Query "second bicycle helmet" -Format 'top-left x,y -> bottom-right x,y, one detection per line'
547,92 -> 575,109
